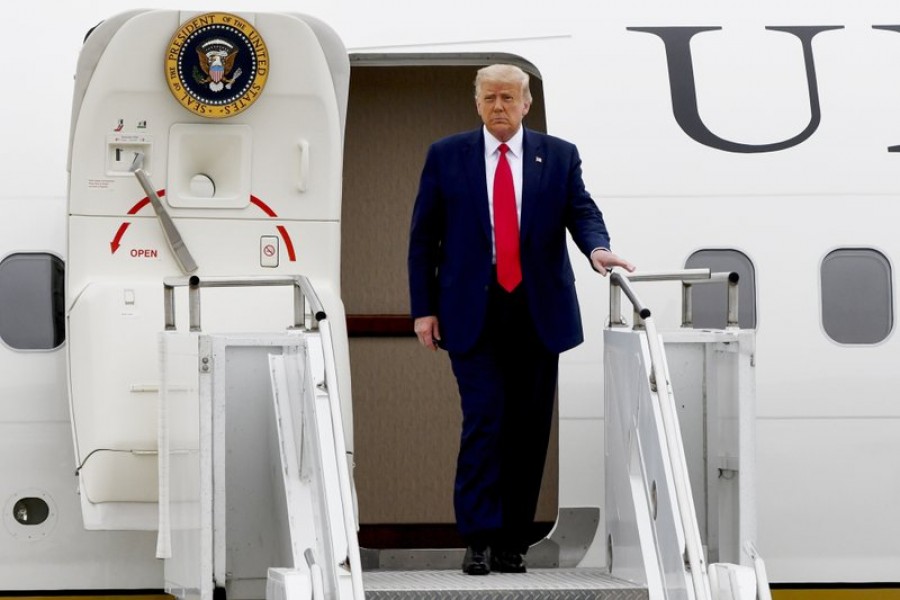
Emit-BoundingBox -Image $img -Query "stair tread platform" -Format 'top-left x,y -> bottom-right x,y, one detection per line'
362,568 -> 648,600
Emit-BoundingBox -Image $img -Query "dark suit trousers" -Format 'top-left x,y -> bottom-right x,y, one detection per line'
448,280 -> 559,553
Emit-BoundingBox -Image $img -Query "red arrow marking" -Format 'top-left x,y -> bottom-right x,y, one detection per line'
111,222 -> 130,254
114,190 -> 164,253
128,198 -> 150,215
277,226 -> 296,262
128,189 -> 164,215
251,195 -> 278,217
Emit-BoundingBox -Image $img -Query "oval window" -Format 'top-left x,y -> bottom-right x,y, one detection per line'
821,248 -> 892,344
0,253 -> 65,350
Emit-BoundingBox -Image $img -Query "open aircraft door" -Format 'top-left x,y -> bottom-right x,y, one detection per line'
65,9 -> 352,531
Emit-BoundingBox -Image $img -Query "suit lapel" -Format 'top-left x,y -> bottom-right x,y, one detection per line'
520,128 -> 544,242
464,130 -> 492,242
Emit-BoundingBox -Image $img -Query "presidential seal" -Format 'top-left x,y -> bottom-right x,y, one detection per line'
165,12 -> 269,118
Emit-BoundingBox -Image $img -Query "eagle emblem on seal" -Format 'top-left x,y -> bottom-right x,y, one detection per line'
193,38 -> 243,92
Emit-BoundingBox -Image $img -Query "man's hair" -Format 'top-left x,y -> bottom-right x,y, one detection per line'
474,64 -> 532,104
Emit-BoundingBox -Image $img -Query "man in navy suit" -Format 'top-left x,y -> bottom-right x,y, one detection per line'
408,64 -> 634,575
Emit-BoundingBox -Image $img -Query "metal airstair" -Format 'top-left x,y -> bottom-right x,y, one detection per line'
154,270 -> 768,600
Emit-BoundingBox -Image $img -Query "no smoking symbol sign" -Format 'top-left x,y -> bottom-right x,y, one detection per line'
260,235 -> 281,267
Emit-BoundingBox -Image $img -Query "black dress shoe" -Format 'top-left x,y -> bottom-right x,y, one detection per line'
462,546 -> 491,575
490,549 -> 526,573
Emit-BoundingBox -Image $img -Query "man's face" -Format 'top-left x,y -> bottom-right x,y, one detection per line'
476,79 -> 530,142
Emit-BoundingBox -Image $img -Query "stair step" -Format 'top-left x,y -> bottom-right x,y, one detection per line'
363,568 -> 647,600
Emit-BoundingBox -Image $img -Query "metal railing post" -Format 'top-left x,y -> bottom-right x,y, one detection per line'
162,275 -> 327,333
164,282 -> 176,331
609,277 -> 625,327
189,276 -> 201,332
633,307 -> 645,330
682,283 -> 693,328
293,282 -> 306,330
726,272 -> 740,329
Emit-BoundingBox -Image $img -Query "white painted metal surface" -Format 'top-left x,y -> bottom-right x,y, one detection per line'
199,333 -> 362,600
605,329 -> 688,600
0,197 -> 164,589
662,330 -> 757,567
159,327 -> 365,600
604,271 -> 761,600
65,9 -> 352,534
268,330 -> 364,600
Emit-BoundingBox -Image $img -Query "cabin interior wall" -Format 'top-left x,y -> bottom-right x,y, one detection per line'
341,64 -> 557,543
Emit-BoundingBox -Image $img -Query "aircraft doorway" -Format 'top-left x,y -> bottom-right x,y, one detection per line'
341,57 -> 557,549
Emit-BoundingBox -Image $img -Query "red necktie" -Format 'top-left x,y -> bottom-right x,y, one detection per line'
493,143 -> 522,292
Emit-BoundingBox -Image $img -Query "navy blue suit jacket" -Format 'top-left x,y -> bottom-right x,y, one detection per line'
408,127 -> 611,355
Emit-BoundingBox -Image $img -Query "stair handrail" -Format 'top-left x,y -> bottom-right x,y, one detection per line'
163,274 -> 326,332
317,316 -> 365,599
610,268 -> 740,330
609,269 -> 715,600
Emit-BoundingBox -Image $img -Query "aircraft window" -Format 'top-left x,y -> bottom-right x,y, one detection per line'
684,249 -> 757,329
0,253 -> 65,350
821,248 -> 893,344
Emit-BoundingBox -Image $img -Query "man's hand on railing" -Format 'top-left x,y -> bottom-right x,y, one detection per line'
591,248 -> 636,276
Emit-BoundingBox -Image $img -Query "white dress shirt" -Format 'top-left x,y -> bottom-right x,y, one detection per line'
483,126 -> 524,262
